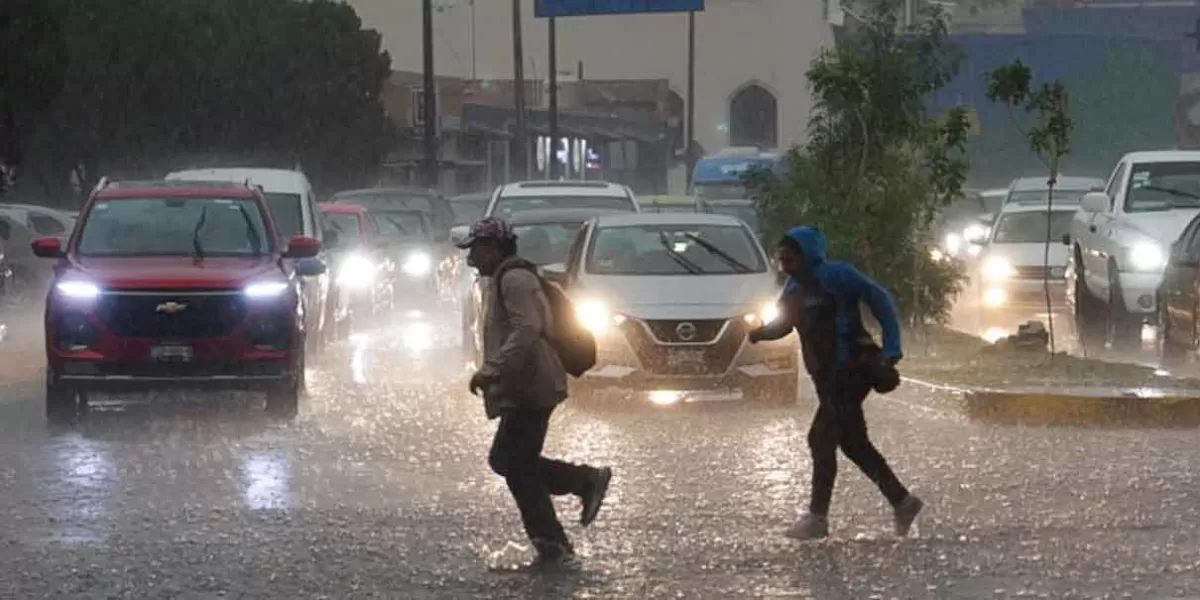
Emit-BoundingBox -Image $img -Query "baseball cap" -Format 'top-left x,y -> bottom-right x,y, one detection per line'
455,216 -> 516,249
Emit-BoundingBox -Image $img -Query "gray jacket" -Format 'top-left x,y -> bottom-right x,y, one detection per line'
477,256 -> 569,418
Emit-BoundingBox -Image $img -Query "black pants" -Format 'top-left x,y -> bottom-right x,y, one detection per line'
808,367 -> 909,516
488,406 -> 593,547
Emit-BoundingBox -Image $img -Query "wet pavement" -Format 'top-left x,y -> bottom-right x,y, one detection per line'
2,309 -> 1200,597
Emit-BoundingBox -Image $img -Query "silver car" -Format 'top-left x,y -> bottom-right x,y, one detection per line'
544,212 -> 799,404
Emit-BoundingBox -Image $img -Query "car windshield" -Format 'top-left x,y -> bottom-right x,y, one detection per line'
513,221 -> 584,266
1006,189 -> 1089,206
494,195 -> 636,218
587,223 -> 765,275
991,211 -> 1075,244
451,198 -> 489,225
646,204 -> 697,214
263,192 -> 304,238
372,210 -> 430,240
1124,162 -> 1200,212
693,183 -> 749,201
324,213 -> 362,244
77,197 -> 270,257
336,192 -> 437,214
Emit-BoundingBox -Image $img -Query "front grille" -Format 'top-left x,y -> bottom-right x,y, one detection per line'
64,359 -> 286,378
1013,266 -> 1064,280
618,317 -> 744,376
642,319 -> 728,343
96,291 -> 248,338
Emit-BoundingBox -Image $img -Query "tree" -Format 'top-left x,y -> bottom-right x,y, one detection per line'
986,59 -> 1074,354
751,0 -> 971,327
7,0 -> 396,205
0,0 -> 67,194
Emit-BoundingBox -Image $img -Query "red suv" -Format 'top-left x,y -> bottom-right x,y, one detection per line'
33,179 -> 324,423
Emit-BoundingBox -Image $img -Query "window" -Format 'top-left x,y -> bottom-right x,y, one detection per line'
0,219 -> 10,241
263,193 -> 305,239
1123,162 -> 1200,213
1185,216 -> 1200,255
77,197 -> 271,257
370,210 -> 430,240
513,221 -> 585,266
1105,162 -> 1127,212
325,213 -> 362,244
991,211 -> 1075,245
29,213 -> 66,235
493,195 -> 636,218
586,224 -> 766,275
1005,189 -> 1090,206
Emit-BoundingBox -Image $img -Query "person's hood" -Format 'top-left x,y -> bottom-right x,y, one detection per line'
785,225 -> 827,271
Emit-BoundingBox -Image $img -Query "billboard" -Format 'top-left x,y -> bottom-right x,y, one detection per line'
534,0 -> 704,18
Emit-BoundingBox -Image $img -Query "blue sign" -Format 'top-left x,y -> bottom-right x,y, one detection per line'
534,0 -> 704,18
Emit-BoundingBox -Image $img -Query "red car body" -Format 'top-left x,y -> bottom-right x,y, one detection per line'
319,203 -> 398,337
36,180 -> 322,422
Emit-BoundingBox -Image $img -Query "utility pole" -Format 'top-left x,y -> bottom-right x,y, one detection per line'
548,17 -> 559,179
685,10 -> 697,191
511,0 -> 528,181
469,0 -> 478,81
422,0 -> 438,188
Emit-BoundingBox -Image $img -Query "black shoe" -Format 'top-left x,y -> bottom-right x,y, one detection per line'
530,539 -> 582,572
580,467 -> 612,527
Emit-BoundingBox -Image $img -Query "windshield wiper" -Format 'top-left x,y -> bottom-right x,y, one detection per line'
192,205 -> 208,262
683,233 -> 753,273
1139,184 -> 1200,201
233,204 -> 263,255
658,232 -> 703,274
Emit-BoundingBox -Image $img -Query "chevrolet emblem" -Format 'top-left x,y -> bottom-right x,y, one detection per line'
155,302 -> 188,314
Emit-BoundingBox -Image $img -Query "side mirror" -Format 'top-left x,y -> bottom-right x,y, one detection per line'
449,225 -> 470,248
31,237 -> 64,258
541,262 -> 568,285
323,229 -> 340,249
295,257 -> 327,277
283,236 -> 321,259
1061,233 -> 1071,247
1081,191 -> 1109,213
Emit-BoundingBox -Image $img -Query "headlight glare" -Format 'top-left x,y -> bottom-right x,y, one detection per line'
56,280 -> 100,299
245,281 -> 289,298
982,256 -> 1015,281
576,300 -> 609,335
338,254 -> 376,287
403,252 -> 432,276
943,233 -> 962,255
1128,242 -> 1165,272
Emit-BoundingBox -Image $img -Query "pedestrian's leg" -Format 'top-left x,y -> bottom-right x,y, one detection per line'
784,398 -> 838,540
488,409 -> 570,548
534,407 -> 612,528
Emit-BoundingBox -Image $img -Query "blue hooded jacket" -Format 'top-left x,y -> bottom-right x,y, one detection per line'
775,226 -> 903,365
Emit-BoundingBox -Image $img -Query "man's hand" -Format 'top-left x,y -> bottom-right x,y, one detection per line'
469,371 -> 487,396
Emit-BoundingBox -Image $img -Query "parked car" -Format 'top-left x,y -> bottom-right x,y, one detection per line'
1157,210 -> 1200,363
34,178 -> 323,423
542,212 -> 798,404
330,187 -> 456,240
0,203 -> 77,305
459,207 -> 626,366
1001,176 -> 1104,208
976,200 -> 1077,309
165,168 -> 333,353
1067,150 -> 1200,350
462,180 -> 639,228
319,204 -> 398,339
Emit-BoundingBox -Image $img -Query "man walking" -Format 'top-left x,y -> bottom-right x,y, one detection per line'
457,217 -> 613,570
748,226 -> 923,540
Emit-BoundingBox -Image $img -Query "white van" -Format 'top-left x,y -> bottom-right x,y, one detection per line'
165,167 -> 332,351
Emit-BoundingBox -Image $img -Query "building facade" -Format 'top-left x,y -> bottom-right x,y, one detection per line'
346,0 -> 832,193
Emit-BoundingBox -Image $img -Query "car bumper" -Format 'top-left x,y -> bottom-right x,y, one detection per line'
1116,271 -> 1161,315
981,278 -> 1065,307
580,325 -> 799,392
50,359 -> 293,392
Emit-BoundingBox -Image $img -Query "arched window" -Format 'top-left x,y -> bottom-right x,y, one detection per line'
729,83 -> 778,149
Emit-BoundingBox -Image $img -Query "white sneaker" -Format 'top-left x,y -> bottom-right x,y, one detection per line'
784,513 -> 829,541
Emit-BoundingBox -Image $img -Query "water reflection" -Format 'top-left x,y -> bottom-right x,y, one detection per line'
36,435 -> 116,544
402,321 -> 434,353
240,450 -> 293,510
350,332 -> 370,383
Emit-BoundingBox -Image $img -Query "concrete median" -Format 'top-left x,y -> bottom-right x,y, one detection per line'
901,376 -> 1200,428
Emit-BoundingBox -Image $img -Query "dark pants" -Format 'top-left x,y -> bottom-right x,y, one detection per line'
488,406 -> 594,547
808,367 -> 909,515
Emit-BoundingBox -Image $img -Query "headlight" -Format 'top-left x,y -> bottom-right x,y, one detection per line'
338,254 -> 376,287
963,224 -> 989,244
575,300 -> 610,335
244,281 -> 289,298
943,233 -> 963,255
743,301 -> 781,325
982,256 -> 1015,281
967,244 -> 983,257
402,252 -> 432,277
1127,242 -> 1165,272
56,280 -> 100,299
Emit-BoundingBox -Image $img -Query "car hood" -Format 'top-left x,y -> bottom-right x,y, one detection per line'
575,273 -> 781,320
68,256 -> 283,289
1123,209 -> 1200,245
985,243 -> 1068,267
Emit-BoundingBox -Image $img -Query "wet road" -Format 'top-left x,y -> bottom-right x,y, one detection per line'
2,310 -> 1200,598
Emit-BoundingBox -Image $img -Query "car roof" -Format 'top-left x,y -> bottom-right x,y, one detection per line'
165,168 -> 309,194
452,193 -> 492,202
319,203 -> 367,215
999,202 -> 1079,215
498,180 -> 628,197
333,187 -> 438,198
1120,149 -> 1200,163
1010,176 -> 1103,192
642,195 -> 696,204
95,180 -> 259,199
507,208 -> 627,225
592,212 -> 747,227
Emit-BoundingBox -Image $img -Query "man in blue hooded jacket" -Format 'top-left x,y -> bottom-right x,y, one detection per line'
748,226 -> 924,540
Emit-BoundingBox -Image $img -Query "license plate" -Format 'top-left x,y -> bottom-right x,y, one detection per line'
666,348 -> 706,368
150,344 -> 193,362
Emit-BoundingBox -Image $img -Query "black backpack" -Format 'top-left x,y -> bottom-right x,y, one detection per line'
494,264 -> 597,378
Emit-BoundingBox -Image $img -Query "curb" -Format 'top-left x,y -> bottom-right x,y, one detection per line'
900,377 -> 1200,428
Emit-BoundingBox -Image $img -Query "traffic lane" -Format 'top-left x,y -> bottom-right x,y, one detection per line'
0,315 -> 1199,596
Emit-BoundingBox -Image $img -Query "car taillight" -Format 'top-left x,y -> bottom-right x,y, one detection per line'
52,312 -> 100,350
